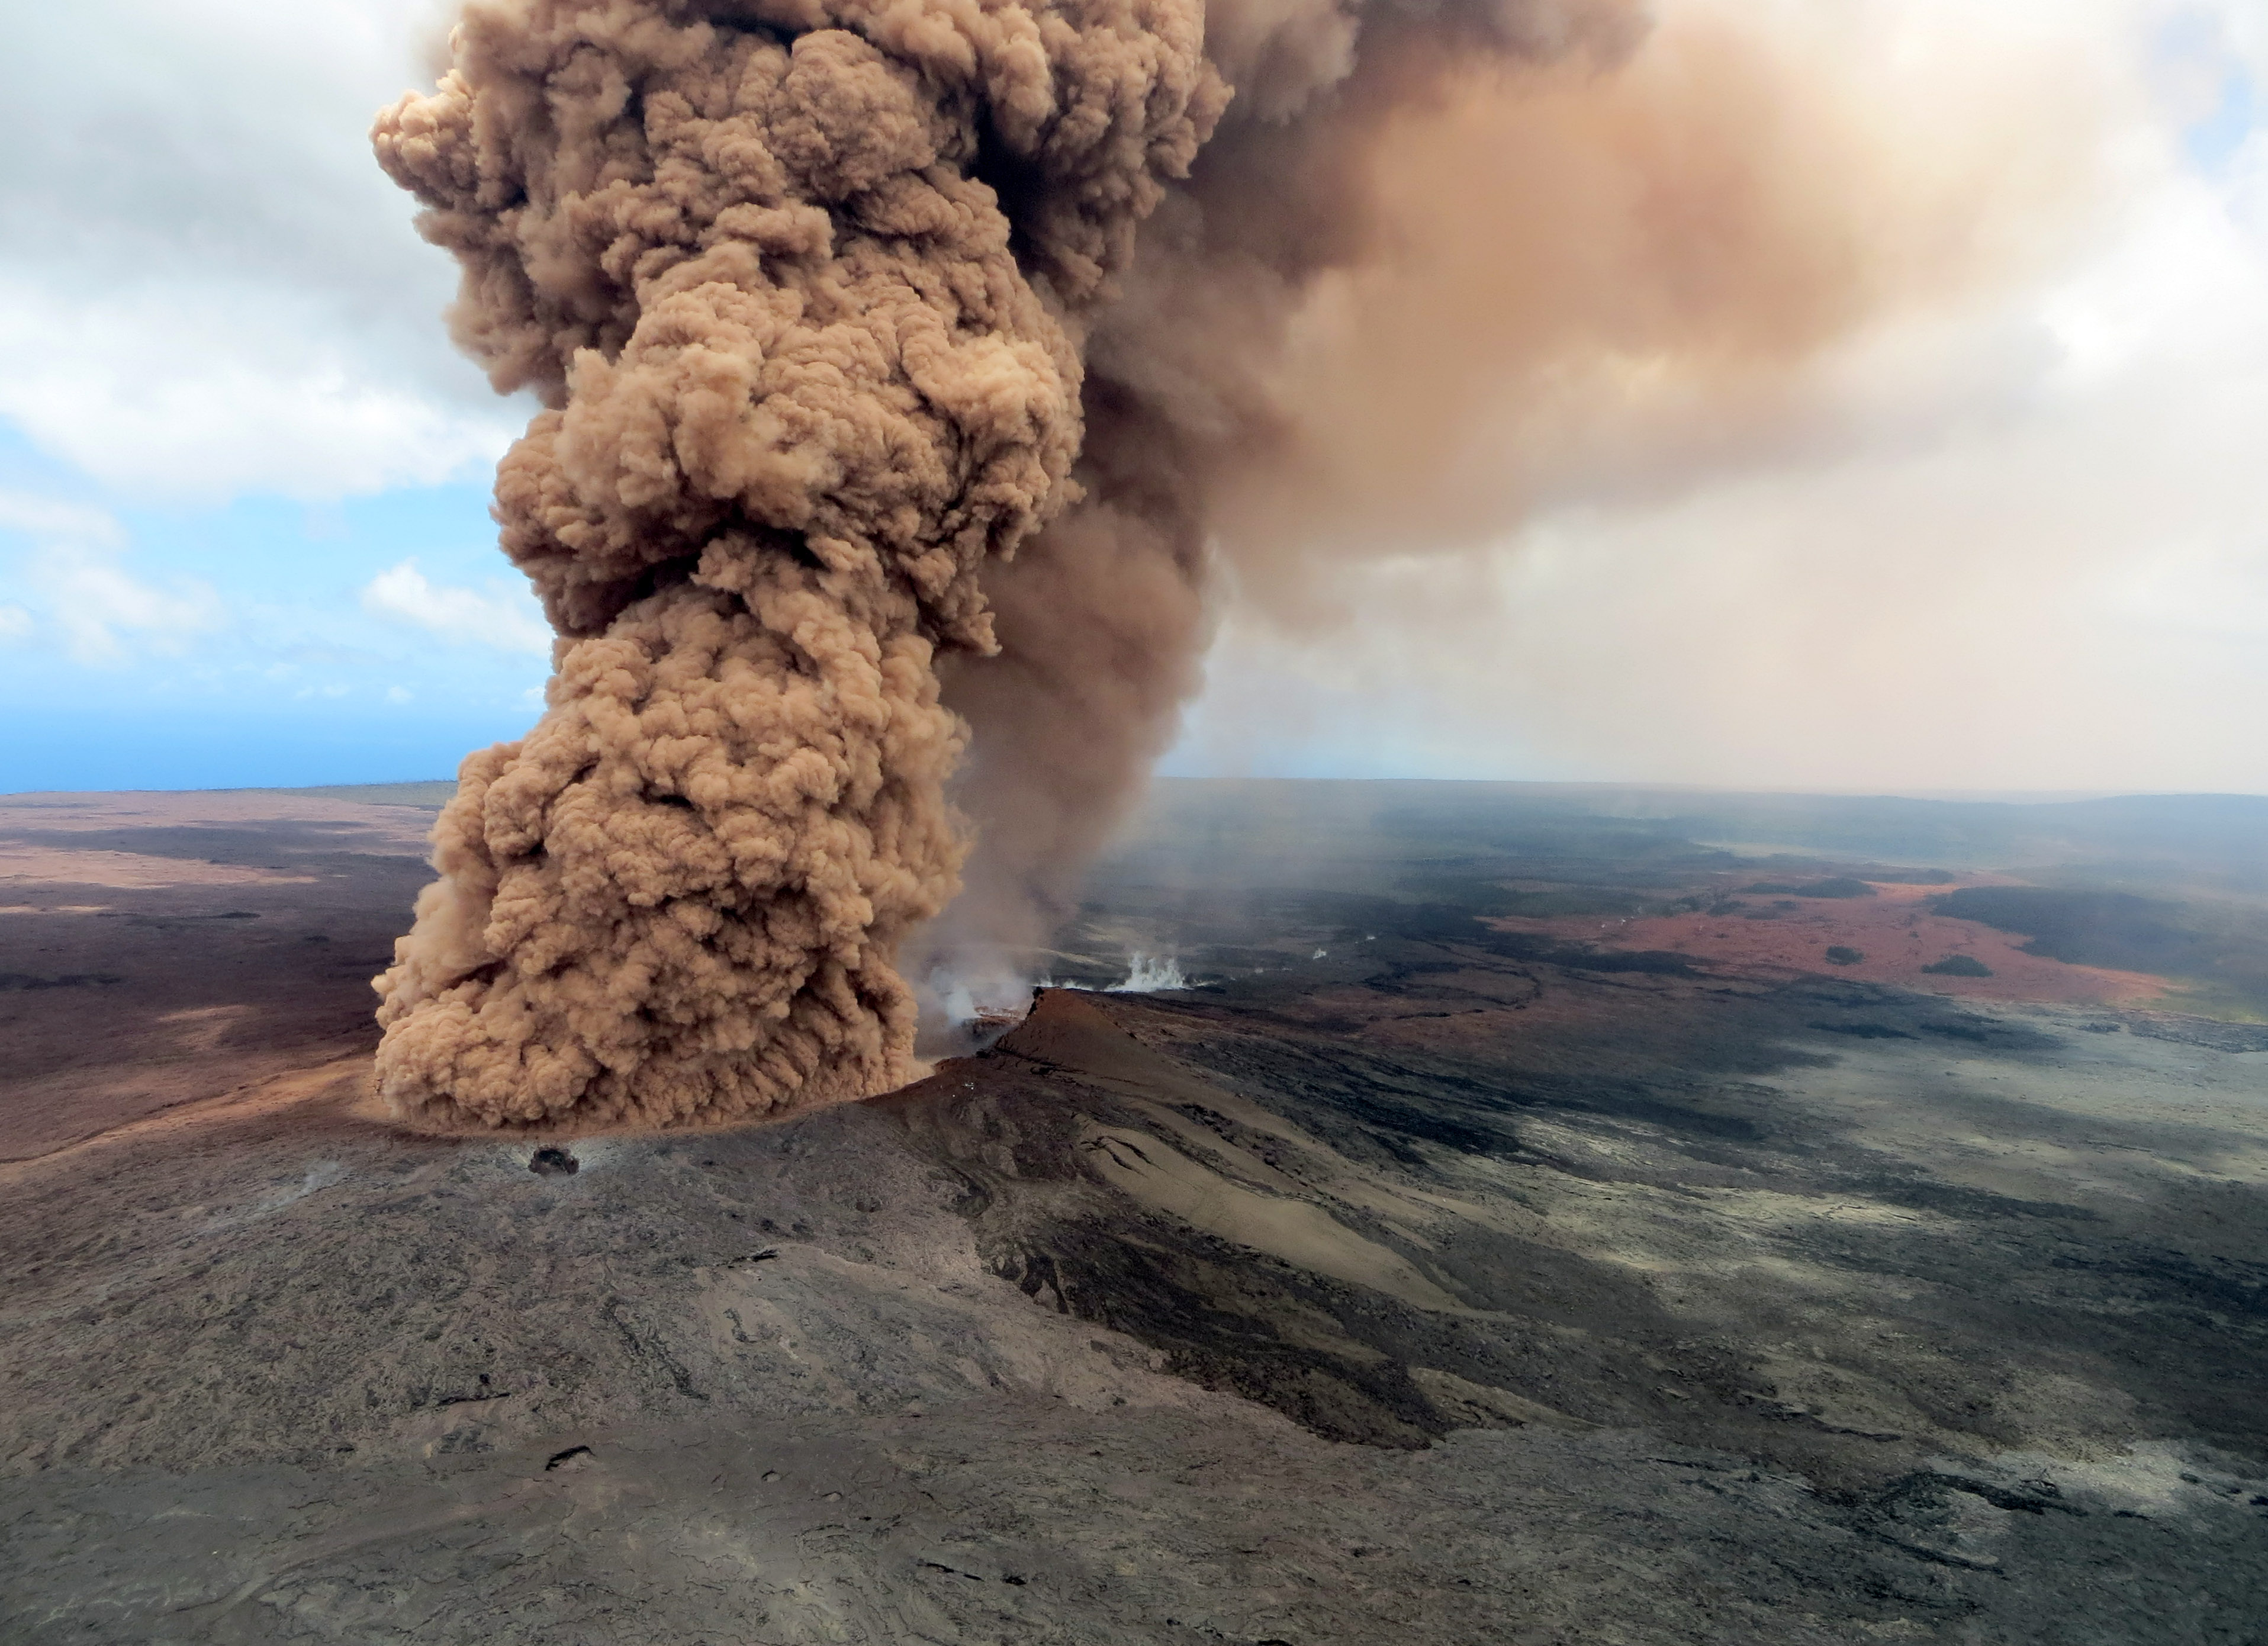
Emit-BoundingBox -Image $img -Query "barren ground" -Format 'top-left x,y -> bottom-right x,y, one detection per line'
1487,876 -> 2170,1007
2,783 -> 2264,1644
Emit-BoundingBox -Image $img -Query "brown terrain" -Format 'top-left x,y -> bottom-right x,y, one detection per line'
1488,877 -> 2170,1007
0,790 -> 432,1161
2,780 -> 2264,1644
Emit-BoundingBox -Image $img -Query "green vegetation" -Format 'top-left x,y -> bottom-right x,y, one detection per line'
1933,888 -> 2188,972
1490,888 -> 1653,918
1929,885 -> 2268,1023
1922,955 -> 1994,978
1747,878 -> 1877,899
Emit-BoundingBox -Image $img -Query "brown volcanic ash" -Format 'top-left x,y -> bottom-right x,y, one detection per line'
912,0 -> 1651,994
371,0 -> 1979,1122
923,0 -> 2077,986
369,0 -> 1223,1128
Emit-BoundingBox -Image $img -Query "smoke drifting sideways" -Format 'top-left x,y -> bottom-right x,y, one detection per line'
916,0 -> 2102,1016
371,0 -> 2074,1129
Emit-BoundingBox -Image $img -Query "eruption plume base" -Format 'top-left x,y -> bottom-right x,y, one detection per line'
374,568 -> 963,1130
369,0 -> 2073,1129
367,0 -> 1223,1129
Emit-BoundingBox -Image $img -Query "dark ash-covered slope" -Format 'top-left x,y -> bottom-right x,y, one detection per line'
4,787 -> 2267,1642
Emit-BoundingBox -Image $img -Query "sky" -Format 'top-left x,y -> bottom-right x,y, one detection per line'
0,0 -> 2263,796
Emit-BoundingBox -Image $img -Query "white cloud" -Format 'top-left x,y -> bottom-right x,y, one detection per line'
0,487 -> 223,664
0,490 -> 125,549
32,546 -> 227,666
0,1 -> 520,501
361,560 -> 552,654
0,291 -> 518,500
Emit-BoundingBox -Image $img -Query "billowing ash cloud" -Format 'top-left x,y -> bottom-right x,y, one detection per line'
374,0 -> 2019,1128
918,0 -> 2058,992
369,0 -> 1224,1128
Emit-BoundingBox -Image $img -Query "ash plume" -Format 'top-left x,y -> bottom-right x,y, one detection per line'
924,0 -> 2089,986
372,0 -> 2034,1124
911,0 -> 1655,999
370,0 -> 1223,1128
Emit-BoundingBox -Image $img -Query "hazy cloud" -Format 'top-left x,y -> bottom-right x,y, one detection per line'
1,1 -> 517,500
361,561 -> 552,654
0,487 -> 221,664
0,490 -> 126,550
2,0 -> 2260,799
33,549 -> 227,667
1173,0 -> 2268,795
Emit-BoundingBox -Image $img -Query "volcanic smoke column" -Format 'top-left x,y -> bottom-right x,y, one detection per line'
369,0 -> 1223,1129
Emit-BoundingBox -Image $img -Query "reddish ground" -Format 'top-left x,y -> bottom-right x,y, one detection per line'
0,792 -> 434,1160
1486,878 -> 2170,1009
0,789 -> 435,852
